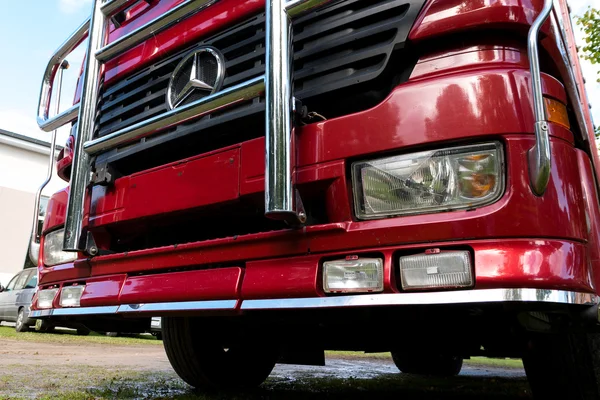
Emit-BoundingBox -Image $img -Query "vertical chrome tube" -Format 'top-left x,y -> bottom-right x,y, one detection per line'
265,0 -> 296,221
527,0 -> 553,196
63,0 -> 106,251
29,61 -> 69,264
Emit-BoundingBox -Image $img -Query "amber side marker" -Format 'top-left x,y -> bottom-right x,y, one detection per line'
544,96 -> 570,129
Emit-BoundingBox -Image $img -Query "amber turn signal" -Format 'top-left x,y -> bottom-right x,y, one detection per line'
544,97 -> 570,129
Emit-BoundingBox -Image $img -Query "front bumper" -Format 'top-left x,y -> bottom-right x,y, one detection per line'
32,237 -> 598,316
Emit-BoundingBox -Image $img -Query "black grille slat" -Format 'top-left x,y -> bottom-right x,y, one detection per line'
102,75 -> 171,111
223,66 -> 265,88
100,89 -> 167,125
294,1 -> 408,42
96,0 -> 425,149
294,19 -> 399,63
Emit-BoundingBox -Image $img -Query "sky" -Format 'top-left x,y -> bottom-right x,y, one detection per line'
0,0 -> 598,147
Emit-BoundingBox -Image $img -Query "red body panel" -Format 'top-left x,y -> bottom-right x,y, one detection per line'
90,147 -> 240,225
409,0 -> 544,42
118,267 -> 242,304
37,0 -> 600,312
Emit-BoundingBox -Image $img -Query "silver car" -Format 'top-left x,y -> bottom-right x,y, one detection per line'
0,269 -> 37,332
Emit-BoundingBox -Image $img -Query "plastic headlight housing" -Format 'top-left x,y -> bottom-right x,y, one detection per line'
352,142 -> 504,219
60,285 -> 85,307
43,229 -> 77,266
37,289 -> 58,309
323,257 -> 383,293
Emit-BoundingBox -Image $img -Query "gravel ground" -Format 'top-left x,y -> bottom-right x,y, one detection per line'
0,326 -> 531,399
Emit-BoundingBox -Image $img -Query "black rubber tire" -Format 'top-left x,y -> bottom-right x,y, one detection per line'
15,309 -> 29,333
524,333 -> 600,400
162,317 -> 278,390
391,350 -> 463,377
76,328 -> 91,336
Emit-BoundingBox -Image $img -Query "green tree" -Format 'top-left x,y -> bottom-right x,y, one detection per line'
576,7 -> 600,83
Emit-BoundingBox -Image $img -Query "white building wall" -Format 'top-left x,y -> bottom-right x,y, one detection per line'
0,135 -> 66,286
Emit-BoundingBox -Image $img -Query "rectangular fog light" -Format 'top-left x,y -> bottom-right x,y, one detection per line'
60,285 -> 85,307
399,250 -> 473,291
38,288 -> 59,309
324,257 -> 383,293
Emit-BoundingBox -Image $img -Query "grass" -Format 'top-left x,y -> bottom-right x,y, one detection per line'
325,351 -> 523,369
5,371 -> 529,400
0,324 -> 161,345
1,371 -> 530,400
466,357 -> 523,369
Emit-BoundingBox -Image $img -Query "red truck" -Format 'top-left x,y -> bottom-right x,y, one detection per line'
29,0 -> 600,397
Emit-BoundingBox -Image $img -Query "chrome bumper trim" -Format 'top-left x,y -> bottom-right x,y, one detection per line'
30,306 -> 119,317
117,300 -> 238,313
241,289 -> 598,310
31,300 -> 237,317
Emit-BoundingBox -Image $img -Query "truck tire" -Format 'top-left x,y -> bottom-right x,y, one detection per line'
524,333 -> 600,399
391,350 -> 463,377
15,309 -> 29,333
76,328 -> 91,336
35,319 -> 55,333
162,317 -> 278,390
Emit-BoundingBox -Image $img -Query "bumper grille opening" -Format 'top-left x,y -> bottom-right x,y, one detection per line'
98,181 -> 332,254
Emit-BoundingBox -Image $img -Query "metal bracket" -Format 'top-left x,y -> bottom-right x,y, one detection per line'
292,189 -> 307,226
85,231 -> 115,257
85,231 -> 99,256
92,163 -> 117,185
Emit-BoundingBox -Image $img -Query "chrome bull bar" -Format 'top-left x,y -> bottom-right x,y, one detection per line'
37,0 -> 330,252
527,0 -> 553,196
36,0 -> 555,252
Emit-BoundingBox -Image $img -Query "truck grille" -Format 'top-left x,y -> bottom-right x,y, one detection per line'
96,0 -> 424,171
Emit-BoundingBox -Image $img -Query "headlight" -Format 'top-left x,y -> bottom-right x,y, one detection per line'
43,229 -> 77,266
352,142 -> 504,219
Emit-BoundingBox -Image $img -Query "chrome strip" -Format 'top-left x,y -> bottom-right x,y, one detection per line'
37,19 -> 89,132
31,300 -> 237,317
95,0 -> 220,62
100,0 -> 133,16
285,0 -> 332,18
30,306 -> 119,317
265,0 -> 296,221
241,289 -> 598,310
64,0 -> 107,251
29,61 -> 69,265
83,76 -> 265,155
527,0 -> 553,196
117,300 -> 238,313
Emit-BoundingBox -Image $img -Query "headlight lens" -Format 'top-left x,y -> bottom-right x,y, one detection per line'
43,229 -> 77,266
352,142 -> 504,219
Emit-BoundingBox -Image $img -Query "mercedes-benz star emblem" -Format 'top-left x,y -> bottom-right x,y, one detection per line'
167,47 -> 225,110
